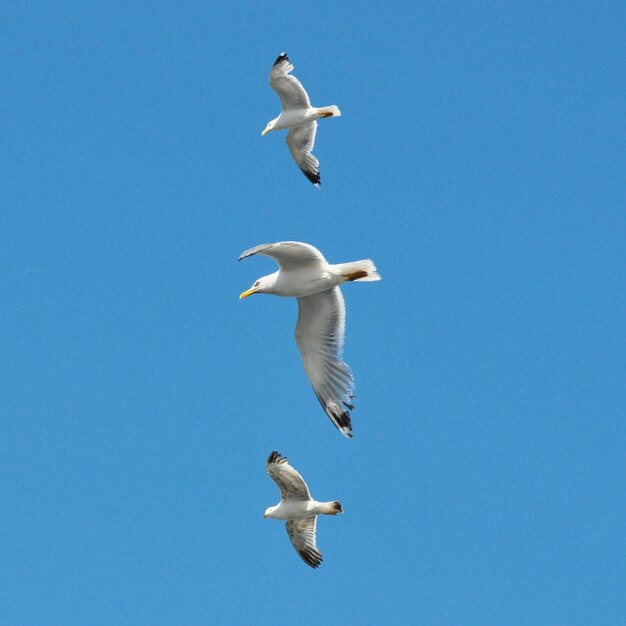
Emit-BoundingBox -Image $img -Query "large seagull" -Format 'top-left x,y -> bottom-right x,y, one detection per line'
264,451 -> 342,568
239,241 -> 381,438
261,52 -> 341,186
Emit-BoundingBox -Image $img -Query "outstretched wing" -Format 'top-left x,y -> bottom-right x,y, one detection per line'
269,52 -> 311,111
266,451 -> 311,502
286,518 -> 323,568
238,241 -> 327,270
295,288 -> 355,438
286,123 -> 320,186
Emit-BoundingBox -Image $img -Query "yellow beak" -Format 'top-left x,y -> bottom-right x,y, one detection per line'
261,128 -> 270,136
264,513 -> 269,519
239,287 -> 257,299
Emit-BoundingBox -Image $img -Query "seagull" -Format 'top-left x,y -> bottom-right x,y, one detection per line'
264,451 -> 342,569
261,52 -> 341,186
239,241 -> 381,438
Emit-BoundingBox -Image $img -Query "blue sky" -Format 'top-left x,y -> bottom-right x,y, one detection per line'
2,1 -> 625,624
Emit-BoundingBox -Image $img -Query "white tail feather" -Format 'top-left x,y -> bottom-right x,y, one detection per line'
335,259 -> 381,282
316,105 -> 342,118
319,501 -> 343,515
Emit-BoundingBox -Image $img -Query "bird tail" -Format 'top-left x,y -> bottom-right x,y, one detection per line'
316,105 -> 341,119
319,501 -> 343,515
336,259 -> 381,282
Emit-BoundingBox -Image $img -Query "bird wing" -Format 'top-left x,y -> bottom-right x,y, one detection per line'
238,241 -> 327,270
295,287 -> 355,438
269,52 -> 311,110
285,123 -> 320,186
266,451 -> 312,501
286,517 -> 323,568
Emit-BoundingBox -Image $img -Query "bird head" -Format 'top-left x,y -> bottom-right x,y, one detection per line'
261,119 -> 277,136
239,273 -> 276,299
264,506 -> 275,519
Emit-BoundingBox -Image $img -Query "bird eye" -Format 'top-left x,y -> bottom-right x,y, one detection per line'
254,281 -> 260,287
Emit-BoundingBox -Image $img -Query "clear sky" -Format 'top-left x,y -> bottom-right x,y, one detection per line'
2,1 -> 625,624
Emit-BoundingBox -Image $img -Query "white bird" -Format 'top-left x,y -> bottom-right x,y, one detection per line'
264,451 -> 342,569
261,52 -> 341,186
239,241 -> 381,438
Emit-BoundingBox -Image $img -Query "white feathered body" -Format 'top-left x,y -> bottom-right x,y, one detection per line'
266,500 -> 341,520
267,259 -> 380,297
271,106 -> 341,131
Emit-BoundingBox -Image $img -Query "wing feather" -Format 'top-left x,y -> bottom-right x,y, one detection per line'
295,288 -> 355,438
286,123 -> 320,186
286,518 -> 323,568
238,241 -> 327,269
266,451 -> 311,501
269,52 -> 311,110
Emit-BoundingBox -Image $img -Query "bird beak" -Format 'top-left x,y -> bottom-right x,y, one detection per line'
264,513 -> 269,519
261,128 -> 269,136
239,287 -> 257,299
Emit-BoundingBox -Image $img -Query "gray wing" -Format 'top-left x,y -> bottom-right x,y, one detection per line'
238,241 -> 327,269
269,52 -> 311,111
266,451 -> 312,501
295,288 -> 355,438
286,123 -> 320,186
286,518 -> 323,568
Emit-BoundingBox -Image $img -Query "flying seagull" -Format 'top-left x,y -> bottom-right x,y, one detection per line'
239,241 -> 381,438
264,451 -> 342,569
261,52 -> 341,186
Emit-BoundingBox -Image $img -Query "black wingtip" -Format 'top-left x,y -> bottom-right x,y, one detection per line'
273,52 -> 288,66
302,168 -> 321,186
332,408 -> 353,438
301,548 -> 323,569
267,450 -> 288,465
